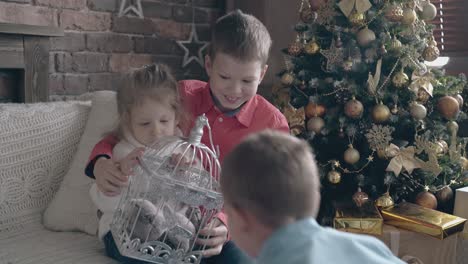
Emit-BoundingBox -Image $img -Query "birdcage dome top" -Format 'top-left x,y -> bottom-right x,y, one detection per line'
136,136 -> 222,210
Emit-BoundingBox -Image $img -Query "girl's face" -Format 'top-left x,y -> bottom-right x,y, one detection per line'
129,97 -> 177,146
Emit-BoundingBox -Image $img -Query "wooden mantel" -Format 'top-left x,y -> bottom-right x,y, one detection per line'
0,23 -> 63,37
0,23 -> 63,103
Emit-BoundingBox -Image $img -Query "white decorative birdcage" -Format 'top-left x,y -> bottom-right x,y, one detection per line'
110,115 -> 224,264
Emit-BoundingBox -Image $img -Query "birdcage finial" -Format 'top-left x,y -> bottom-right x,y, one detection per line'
188,114 -> 209,145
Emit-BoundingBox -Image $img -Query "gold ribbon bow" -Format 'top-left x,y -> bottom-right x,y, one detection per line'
283,104 -> 305,136
409,69 -> 434,97
386,144 -> 421,176
338,0 -> 372,17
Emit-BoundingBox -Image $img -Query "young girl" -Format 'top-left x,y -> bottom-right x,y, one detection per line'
89,63 -> 192,263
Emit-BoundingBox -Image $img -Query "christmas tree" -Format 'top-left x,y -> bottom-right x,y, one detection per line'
274,0 -> 468,224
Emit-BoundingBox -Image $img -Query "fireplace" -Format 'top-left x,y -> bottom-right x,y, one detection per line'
0,70 -> 22,103
0,23 -> 63,103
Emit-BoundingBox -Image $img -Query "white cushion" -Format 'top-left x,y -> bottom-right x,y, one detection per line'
43,91 -> 118,235
0,101 -> 89,234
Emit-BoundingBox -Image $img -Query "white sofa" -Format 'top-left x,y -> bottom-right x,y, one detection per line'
0,92 -> 119,263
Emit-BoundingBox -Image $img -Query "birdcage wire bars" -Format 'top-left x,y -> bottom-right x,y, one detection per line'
110,115 -> 224,264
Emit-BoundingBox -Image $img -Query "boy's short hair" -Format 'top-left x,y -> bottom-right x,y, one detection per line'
209,9 -> 272,65
221,130 -> 321,228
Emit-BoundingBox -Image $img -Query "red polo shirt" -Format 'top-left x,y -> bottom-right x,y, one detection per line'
86,80 -> 289,227
178,80 -> 289,161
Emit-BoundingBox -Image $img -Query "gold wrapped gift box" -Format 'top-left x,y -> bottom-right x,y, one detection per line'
334,201 -> 383,235
381,202 -> 467,240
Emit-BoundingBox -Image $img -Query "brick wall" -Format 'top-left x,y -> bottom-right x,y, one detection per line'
0,0 -> 224,100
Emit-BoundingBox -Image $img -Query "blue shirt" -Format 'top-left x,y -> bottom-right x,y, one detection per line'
256,218 -> 405,264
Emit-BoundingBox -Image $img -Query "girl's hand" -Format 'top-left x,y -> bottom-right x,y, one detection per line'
94,148 -> 144,196
196,218 -> 228,257
118,147 -> 144,175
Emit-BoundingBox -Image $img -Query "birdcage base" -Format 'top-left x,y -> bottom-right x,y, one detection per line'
113,232 -> 204,264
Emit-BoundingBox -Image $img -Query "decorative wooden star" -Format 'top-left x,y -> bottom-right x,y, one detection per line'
320,39 -> 344,72
118,0 -> 144,18
176,23 -> 209,68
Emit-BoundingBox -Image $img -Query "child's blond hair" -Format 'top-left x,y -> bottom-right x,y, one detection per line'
115,63 -> 184,138
209,9 -> 272,65
221,130 -> 321,228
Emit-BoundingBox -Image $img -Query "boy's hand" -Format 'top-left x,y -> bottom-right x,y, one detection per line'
94,148 -> 144,196
196,218 -> 228,257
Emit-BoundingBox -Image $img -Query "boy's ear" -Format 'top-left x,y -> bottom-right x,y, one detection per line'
259,64 -> 269,82
204,55 -> 212,77
231,204 -> 256,233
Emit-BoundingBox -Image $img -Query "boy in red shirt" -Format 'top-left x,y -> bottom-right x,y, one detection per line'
85,10 -> 288,264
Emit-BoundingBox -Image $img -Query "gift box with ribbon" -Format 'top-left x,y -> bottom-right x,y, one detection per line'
381,202 -> 467,239
334,201 -> 383,235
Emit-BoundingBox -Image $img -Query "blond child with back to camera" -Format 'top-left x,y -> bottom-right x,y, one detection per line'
220,130 -> 406,264
85,10 -> 289,264
89,63 -> 196,263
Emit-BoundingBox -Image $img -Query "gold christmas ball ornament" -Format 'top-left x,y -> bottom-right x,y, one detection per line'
435,141 -> 445,156
377,145 -> 399,159
423,45 -> 440,62
447,121 -> 459,134
377,148 -> 388,159
415,191 -> 438,209
344,97 -> 364,119
454,94 -> 464,109
460,156 -> 468,170
401,8 -> 417,25
344,145 -> 360,165
410,102 -> 427,120
304,39 -> 320,55
342,58 -> 354,72
428,38 -> 438,47
391,104 -> 399,114
420,2 -> 438,21
349,11 -> 366,27
436,186 -> 454,203
389,37 -> 403,53
327,170 -> 342,184
386,146 -> 399,158
375,192 -> 394,208
436,140 -> 449,155
437,96 -> 460,120
372,103 -> 391,123
385,4 -> 404,22
416,88 -> 431,103
305,101 -> 326,118
307,116 -> 325,134
300,8 -> 315,23
392,70 -> 409,88
357,27 -> 376,47
281,72 -> 295,86
353,188 -> 369,207
288,39 -> 303,56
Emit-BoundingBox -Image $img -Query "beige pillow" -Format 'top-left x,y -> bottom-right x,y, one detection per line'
43,91 -> 118,235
